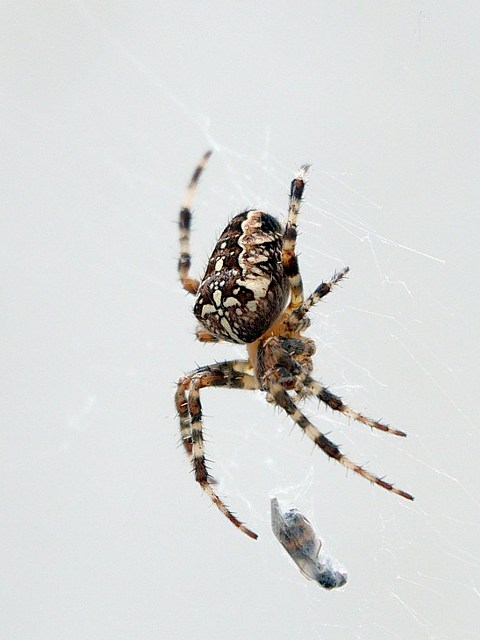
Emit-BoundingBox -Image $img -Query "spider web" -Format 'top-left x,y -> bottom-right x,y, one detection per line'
71,6 -> 477,635
174,139 -> 478,638
4,3 -> 478,639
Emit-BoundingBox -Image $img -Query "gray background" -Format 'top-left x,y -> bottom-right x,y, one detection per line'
2,2 -> 479,639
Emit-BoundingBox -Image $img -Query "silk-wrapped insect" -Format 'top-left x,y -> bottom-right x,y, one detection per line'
271,498 -> 347,590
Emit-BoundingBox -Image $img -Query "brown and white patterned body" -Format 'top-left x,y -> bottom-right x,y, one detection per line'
194,211 -> 289,344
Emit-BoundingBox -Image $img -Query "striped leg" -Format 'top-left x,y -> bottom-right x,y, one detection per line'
286,267 -> 350,333
266,379 -> 414,501
175,361 -> 259,539
178,150 -> 212,295
300,373 -> 407,437
175,379 -> 195,457
282,165 -> 310,311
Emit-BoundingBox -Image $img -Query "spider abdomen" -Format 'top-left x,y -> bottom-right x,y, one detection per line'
194,210 -> 289,344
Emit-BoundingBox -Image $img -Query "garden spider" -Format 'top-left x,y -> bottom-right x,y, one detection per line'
175,152 -> 413,540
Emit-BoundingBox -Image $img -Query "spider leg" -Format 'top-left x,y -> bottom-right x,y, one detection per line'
175,360 -> 257,455
195,325 -> 224,343
282,165 -> 310,311
285,267 -> 350,332
175,379 -> 192,456
265,379 -> 414,501
176,361 -> 247,457
175,361 -> 259,539
263,336 -> 405,438
300,373 -> 407,437
178,150 -> 212,295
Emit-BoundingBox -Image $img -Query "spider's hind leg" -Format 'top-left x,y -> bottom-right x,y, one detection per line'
178,150 -> 212,295
282,165 -> 310,312
175,360 -> 259,539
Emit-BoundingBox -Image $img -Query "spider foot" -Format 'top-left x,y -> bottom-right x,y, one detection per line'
202,483 -> 258,539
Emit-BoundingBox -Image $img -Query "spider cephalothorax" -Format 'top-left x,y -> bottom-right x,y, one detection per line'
175,152 -> 413,540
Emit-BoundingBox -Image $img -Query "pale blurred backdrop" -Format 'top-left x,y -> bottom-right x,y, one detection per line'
2,2 -> 479,639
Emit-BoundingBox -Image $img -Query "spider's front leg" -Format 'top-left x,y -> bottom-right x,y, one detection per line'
298,373 -> 407,437
175,360 -> 259,539
256,339 -> 414,501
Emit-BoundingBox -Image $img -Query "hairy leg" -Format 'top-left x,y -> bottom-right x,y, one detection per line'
178,150 -> 212,295
285,267 -> 349,332
263,374 -> 413,501
300,373 -> 406,437
282,165 -> 310,311
175,360 -> 259,539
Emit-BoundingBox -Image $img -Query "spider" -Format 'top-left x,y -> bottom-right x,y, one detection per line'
175,151 -> 413,540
